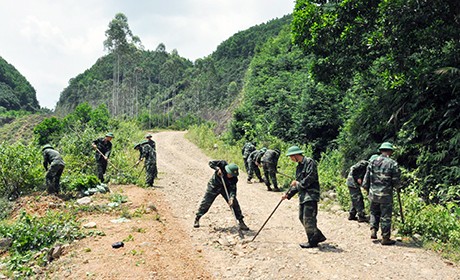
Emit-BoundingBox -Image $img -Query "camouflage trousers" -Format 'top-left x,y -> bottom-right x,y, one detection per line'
46,164 -> 64,194
348,186 -> 365,215
96,159 -> 108,182
243,157 -> 250,172
196,183 -> 244,220
299,201 -> 326,245
262,162 -> 278,189
369,201 -> 393,238
145,160 -> 157,186
247,161 -> 263,181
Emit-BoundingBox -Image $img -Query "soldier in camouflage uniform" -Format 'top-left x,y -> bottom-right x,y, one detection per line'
241,142 -> 256,172
134,140 -> 156,187
346,160 -> 369,222
145,133 -> 158,179
247,148 -> 265,184
194,160 -> 249,231
363,142 -> 401,245
282,146 -> 326,248
261,149 -> 281,191
42,144 -> 65,194
92,132 -> 114,183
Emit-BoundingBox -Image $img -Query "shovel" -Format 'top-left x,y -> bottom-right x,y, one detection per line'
220,175 -> 244,239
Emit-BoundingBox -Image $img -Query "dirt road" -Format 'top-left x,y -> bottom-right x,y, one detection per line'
49,131 -> 459,279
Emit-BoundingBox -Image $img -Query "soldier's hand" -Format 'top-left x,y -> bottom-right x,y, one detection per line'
290,180 -> 298,187
357,178 -> 363,185
228,197 -> 234,207
217,168 -> 223,177
135,160 -> 141,166
92,143 -> 97,149
281,194 -> 288,201
103,156 -> 108,161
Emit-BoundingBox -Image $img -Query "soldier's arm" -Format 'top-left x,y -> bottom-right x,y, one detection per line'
362,166 -> 371,192
209,160 -> 226,172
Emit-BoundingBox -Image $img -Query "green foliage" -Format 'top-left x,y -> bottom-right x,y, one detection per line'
0,210 -> 83,277
61,174 -> 99,192
0,143 -> 43,198
33,116 -> 64,146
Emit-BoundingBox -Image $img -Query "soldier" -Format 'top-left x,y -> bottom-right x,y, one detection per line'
92,132 -> 114,183
346,160 -> 369,222
134,140 -> 156,187
282,146 -> 326,248
247,148 -> 265,184
193,160 -> 249,231
145,133 -> 158,179
241,142 -> 256,172
363,142 -> 401,245
42,144 -> 65,194
261,148 -> 281,191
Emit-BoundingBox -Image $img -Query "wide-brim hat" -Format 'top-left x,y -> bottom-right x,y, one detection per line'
378,142 -> 394,151
286,145 -> 304,156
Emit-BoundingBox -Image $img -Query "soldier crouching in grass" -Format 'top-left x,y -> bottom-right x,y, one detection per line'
42,144 -> 65,195
194,160 -> 249,231
282,146 -> 327,248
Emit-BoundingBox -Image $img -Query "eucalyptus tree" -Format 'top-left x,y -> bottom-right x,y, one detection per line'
103,13 -> 143,116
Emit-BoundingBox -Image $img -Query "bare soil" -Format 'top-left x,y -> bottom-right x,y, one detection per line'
43,131 -> 459,279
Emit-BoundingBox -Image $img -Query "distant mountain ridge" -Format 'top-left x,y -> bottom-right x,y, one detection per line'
0,56 -> 40,111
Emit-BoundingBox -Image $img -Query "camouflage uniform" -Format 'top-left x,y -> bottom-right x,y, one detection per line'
137,142 -> 157,187
241,142 -> 256,172
363,154 -> 401,240
346,160 -> 369,220
43,147 -> 65,194
247,149 -> 264,183
261,149 -> 280,191
146,138 -> 158,179
92,137 -> 112,182
195,160 -> 245,221
286,156 -> 326,246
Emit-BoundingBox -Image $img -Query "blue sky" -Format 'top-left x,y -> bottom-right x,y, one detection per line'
0,0 -> 294,109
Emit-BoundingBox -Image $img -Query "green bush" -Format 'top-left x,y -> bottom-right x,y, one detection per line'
0,210 -> 83,277
0,143 -> 43,198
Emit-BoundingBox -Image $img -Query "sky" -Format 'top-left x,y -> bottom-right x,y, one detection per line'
0,0 -> 294,109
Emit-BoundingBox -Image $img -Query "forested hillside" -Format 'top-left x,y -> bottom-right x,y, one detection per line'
0,56 -> 39,112
55,13 -> 291,130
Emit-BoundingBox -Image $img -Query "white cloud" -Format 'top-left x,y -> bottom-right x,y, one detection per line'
0,0 -> 294,109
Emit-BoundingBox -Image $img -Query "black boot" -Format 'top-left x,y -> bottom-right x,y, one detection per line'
357,213 -> 368,223
370,228 -> 377,239
299,242 -> 318,248
193,217 -> 200,228
348,213 -> 358,221
381,237 -> 396,245
238,219 -> 249,231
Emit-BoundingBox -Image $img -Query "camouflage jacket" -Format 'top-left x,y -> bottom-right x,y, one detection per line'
92,137 -> 112,161
208,160 -> 238,198
147,139 -> 156,152
242,142 -> 256,159
363,155 -> 401,203
346,160 -> 369,188
286,156 -> 320,203
43,148 -> 65,170
261,149 -> 280,165
248,149 -> 265,165
138,143 -> 156,163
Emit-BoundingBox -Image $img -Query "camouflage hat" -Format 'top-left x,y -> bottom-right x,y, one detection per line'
286,145 -> 304,156
145,133 -> 153,138
105,132 -> 115,138
42,144 -> 53,151
225,163 -> 239,176
378,142 -> 394,151
133,142 -> 141,149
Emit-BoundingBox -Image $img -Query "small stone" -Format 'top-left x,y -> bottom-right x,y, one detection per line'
76,197 -> 92,205
83,222 -> 97,228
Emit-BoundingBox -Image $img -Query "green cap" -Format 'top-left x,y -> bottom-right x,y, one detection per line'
133,142 -> 141,149
42,144 -> 53,151
378,142 -> 394,151
286,145 -> 304,156
225,163 -> 239,176
145,133 -> 152,138
106,132 -> 115,138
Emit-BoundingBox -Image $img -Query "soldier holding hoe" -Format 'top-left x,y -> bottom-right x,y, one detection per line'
42,144 -> 65,195
92,132 -> 114,183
